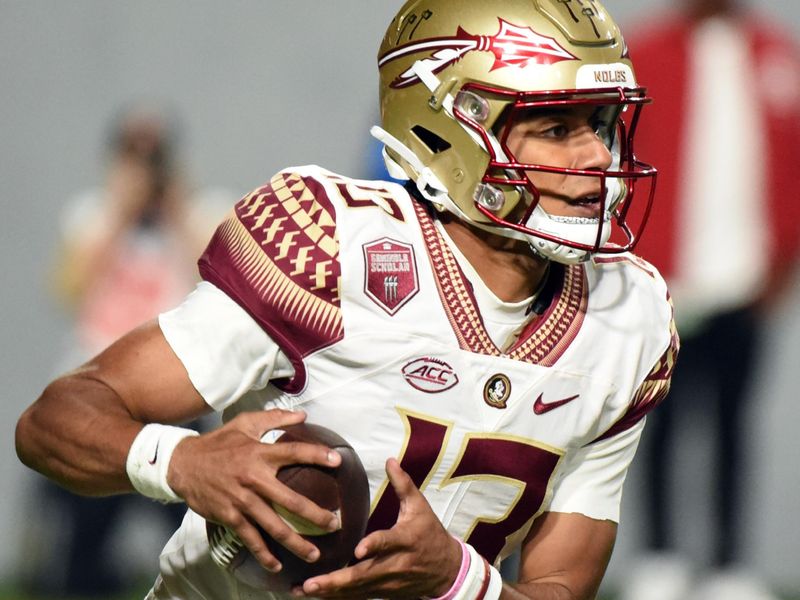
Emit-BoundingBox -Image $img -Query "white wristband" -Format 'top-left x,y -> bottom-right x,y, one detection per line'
431,539 -> 502,600
484,559 -> 503,600
455,543 -> 502,600
126,423 -> 198,503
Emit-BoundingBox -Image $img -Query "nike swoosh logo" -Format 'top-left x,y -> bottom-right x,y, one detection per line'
148,441 -> 160,466
533,393 -> 580,415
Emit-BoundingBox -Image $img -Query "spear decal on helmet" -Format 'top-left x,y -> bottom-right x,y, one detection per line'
380,18 -> 577,88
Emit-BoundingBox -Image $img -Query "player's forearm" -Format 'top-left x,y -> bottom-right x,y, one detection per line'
503,581 -> 585,600
15,371 -> 142,496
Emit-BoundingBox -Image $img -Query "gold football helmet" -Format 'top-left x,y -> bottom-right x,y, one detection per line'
373,0 -> 657,264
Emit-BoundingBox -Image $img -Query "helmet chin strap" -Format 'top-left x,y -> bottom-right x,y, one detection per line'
524,204 -> 611,264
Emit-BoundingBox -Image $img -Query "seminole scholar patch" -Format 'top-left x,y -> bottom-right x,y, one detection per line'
363,238 -> 419,315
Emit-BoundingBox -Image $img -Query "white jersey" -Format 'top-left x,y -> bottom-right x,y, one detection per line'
150,166 -> 678,600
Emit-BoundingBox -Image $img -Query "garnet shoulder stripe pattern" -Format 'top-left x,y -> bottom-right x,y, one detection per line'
198,171 -> 343,392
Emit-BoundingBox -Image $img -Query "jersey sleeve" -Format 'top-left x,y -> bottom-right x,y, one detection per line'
158,281 -> 294,412
547,419 -> 644,522
197,169 -> 344,393
594,292 -> 679,443
548,261 -> 680,522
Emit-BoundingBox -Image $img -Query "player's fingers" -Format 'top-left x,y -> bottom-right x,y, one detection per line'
385,457 -> 420,502
261,442 -> 342,532
232,440 -> 341,534
260,482 -> 341,534
299,560 -> 372,598
227,516 -> 284,572
353,527 -> 400,559
244,445 -> 341,532
239,494 -> 322,564
232,408 -> 307,439
267,440 -> 342,470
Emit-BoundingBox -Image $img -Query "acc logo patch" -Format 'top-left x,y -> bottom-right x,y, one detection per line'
363,238 -> 419,315
402,357 -> 459,393
483,373 -> 511,409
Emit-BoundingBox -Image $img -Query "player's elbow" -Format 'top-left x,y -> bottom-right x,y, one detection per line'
15,380 -> 74,478
15,396 -> 51,473
16,405 -> 40,474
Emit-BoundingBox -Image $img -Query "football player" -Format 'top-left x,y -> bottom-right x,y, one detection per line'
16,1 -> 677,599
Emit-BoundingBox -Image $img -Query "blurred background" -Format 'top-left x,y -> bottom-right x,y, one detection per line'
2,1 -> 800,599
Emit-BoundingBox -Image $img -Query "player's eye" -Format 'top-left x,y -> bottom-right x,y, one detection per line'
540,123 -> 569,139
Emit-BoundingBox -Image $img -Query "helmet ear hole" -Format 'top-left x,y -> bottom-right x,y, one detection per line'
411,125 -> 452,154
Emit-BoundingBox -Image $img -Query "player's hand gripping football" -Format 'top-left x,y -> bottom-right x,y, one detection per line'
294,457 -> 462,599
166,409 -> 342,573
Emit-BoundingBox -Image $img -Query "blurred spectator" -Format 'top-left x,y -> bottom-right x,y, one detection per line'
623,1 -> 800,599
53,105 -> 223,353
21,104 -> 230,597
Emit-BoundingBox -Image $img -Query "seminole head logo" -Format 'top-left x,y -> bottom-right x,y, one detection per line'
379,18 -> 577,89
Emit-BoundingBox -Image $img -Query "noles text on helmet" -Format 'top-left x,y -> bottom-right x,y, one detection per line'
372,0 -> 657,264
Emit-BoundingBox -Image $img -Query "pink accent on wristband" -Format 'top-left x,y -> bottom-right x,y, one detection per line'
430,537 -> 470,600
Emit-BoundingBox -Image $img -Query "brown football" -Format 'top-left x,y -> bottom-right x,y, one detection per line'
206,422 -> 370,590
